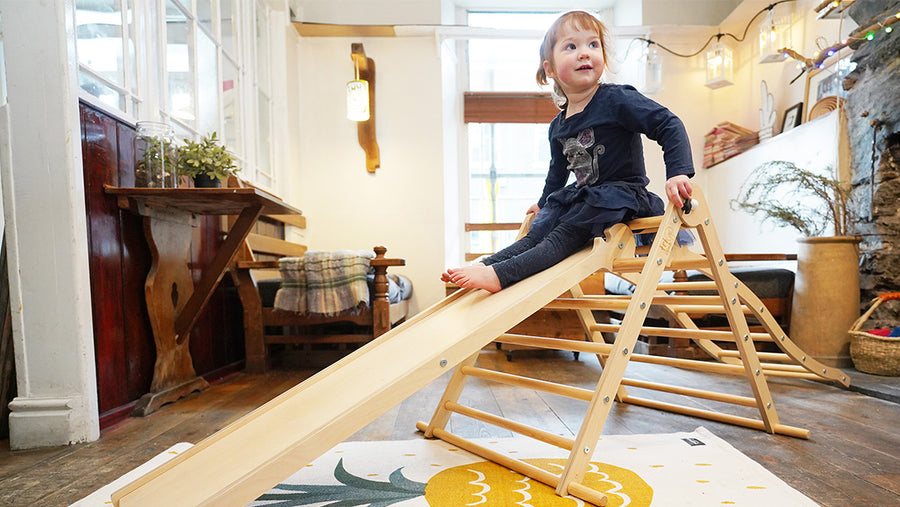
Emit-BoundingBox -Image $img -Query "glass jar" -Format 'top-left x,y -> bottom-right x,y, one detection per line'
133,121 -> 177,187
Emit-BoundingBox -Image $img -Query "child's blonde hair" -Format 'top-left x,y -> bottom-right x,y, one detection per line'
536,11 -> 610,108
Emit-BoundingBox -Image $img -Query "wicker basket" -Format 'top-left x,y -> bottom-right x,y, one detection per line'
849,292 -> 900,376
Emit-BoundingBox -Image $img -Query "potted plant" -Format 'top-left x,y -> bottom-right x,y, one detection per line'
732,160 -> 860,368
731,160 -> 853,237
176,132 -> 239,187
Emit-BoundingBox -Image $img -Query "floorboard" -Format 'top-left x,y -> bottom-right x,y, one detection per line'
1,348 -> 898,507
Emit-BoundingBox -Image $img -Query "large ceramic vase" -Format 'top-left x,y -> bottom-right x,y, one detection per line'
790,236 -> 861,368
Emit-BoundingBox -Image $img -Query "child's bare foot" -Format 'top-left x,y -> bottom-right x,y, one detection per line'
447,265 -> 502,293
441,262 -> 485,283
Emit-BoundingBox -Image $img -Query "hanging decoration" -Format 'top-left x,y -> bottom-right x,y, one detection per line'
642,43 -> 664,94
815,0 -> 857,19
632,0 -> 897,90
759,3 -> 792,63
783,9 -> 899,76
705,36 -> 734,89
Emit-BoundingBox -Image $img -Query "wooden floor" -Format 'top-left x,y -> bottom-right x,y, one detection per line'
2,347 -> 899,506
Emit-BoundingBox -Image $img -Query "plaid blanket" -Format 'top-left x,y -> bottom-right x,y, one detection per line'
273,250 -> 374,317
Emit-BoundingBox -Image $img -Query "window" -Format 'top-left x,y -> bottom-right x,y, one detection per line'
464,12 -> 563,257
252,2 -> 274,187
220,0 -> 241,156
74,0 -> 279,189
75,0 -> 139,116
164,1 -> 197,130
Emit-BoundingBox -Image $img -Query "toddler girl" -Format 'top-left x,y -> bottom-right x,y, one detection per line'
444,10 -> 694,292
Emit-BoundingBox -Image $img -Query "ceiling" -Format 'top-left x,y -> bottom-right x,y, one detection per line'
292,0 -> 749,28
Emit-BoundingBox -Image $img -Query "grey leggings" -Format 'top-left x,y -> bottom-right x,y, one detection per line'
481,222 -> 593,289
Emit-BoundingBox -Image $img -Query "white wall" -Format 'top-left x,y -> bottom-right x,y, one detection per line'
705,110 -> 846,254
294,34 -> 446,311
286,0 -> 859,311
1,0 -> 99,449
636,0 -> 856,236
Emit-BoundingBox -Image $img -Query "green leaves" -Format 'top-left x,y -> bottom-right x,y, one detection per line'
253,458 -> 426,506
176,131 -> 239,181
731,160 -> 853,237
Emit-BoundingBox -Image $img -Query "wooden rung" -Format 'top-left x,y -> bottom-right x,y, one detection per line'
610,258 -> 650,272
627,351 -> 754,375
553,295 -> 732,306
635,352 -> 814,380
496,334 -> 611,356
591,323 -> 750,342
667,304 -> 752,315
544,298 -> 753,315
544,298 -> 631,311
621,378 -> 758,407
612,257 -> 711,272
620,395 -> 810,439
638,295 -> 729,305
415,423 -> 609,507
719,350 -> 791,362
497,339 -> 795,380
761,370 -> 826,380
758,362 -> 810,373
656,281 -> 719,291
462,364 -> 594,402
625,215 -> 663,230
445,401 -> 576,451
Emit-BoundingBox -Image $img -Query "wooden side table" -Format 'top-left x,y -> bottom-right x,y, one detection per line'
104,186 -> 302,415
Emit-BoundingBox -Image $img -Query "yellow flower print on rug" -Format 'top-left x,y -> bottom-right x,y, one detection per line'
256,457 -> 650,506
251,428 -> 818,507
426,458 -> 651,506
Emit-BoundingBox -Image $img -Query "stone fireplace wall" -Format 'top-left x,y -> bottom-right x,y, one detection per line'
845,0 -> 900,327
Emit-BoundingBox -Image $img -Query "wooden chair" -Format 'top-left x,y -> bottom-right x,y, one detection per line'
225,178 -> 407,373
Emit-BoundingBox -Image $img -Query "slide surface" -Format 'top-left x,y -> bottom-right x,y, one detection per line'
112,226 -> 631,507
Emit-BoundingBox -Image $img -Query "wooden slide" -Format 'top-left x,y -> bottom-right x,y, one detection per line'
112,187 -> 847,506
110,213 -> 631,506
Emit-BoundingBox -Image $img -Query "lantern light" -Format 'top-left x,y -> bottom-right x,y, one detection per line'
705,37 -> 734,89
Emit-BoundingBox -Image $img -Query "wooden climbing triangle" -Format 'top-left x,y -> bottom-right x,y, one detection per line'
111,187 -> 847,507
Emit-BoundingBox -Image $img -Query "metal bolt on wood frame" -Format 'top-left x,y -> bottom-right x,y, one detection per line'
111,187 -> 847,507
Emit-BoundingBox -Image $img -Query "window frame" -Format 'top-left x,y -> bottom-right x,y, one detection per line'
73,0 -> 280,190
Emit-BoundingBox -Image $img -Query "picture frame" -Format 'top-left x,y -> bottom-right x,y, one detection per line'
781,103 -> 803,133
803,46 -> 854,121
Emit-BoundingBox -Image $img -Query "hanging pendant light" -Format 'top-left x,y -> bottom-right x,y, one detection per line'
346,58 -> 369,122
642,43 -> 664,94
705,36 -> 734,89
759,4 -> 792,63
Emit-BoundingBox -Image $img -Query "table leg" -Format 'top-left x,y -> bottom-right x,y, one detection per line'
133,207 -> 208,416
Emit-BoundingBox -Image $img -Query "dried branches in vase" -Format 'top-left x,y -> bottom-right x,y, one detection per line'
731,160 -> 854,237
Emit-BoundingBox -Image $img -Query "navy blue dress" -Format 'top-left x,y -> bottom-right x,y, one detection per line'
481,84 -> 694,288
538,83 -> 695,236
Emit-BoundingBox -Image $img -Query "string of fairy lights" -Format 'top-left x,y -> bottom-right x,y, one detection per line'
789,7 -> 899,72
632,0 -> 899,88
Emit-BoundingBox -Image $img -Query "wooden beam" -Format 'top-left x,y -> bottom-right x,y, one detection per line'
294,22 -> 396,37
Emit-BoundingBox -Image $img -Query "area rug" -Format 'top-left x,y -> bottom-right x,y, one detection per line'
249,427 -> 816,507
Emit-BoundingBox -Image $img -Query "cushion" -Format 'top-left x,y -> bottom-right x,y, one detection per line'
258,274 -> 412,308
